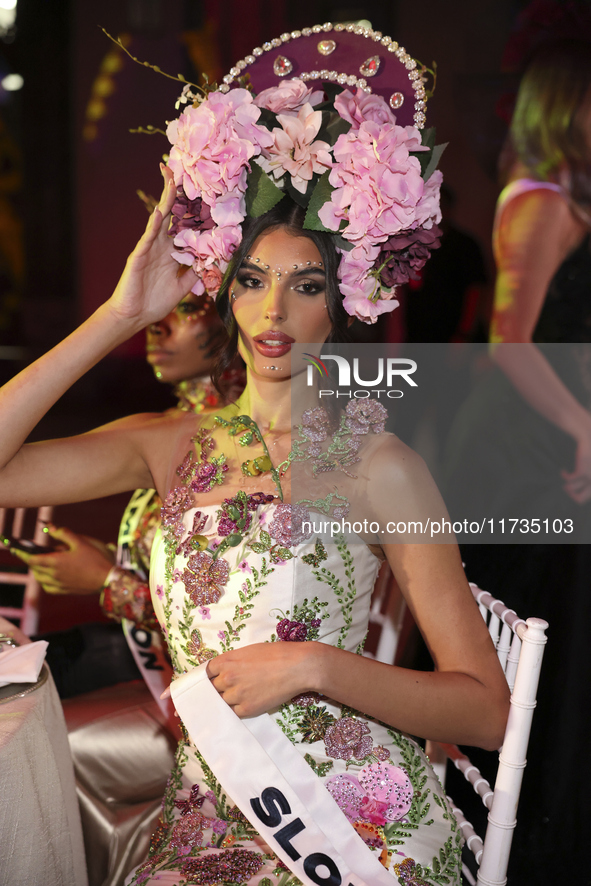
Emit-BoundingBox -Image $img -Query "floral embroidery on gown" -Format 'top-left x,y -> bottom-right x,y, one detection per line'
126,405 -> 462,886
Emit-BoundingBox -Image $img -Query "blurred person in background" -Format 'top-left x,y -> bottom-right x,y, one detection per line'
445,38 -> 591,881
14,293 -> 242,701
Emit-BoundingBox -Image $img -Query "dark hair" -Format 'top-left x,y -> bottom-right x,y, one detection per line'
510,39 -> 591,209
212,197 -> 351,393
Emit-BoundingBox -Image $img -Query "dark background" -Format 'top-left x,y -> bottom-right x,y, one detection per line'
0,0 -> 528,628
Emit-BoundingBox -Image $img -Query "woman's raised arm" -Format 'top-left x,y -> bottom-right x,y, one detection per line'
0,167 -> 199,507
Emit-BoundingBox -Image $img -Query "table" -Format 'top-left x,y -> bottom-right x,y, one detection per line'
0,665 -> 88,886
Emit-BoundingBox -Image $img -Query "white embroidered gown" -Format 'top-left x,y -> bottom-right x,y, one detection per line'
126,409 -> 462,886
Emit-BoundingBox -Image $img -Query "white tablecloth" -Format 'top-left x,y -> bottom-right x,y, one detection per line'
0,667 -> 88,886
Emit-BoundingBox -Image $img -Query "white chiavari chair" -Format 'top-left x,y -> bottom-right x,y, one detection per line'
425,583 -> 548,886
0,506 -> 54,635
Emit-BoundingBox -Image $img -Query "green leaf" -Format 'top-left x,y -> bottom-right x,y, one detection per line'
259,530 -> 272,547
421,141 -> 447,181
245,162 -> 285,217
318,81 -> 345,105
303,171 -> 335,232
256,107 -> 278,130
420,126 -> 436,151
226,533 -> 243,547
332,232 -> 354,252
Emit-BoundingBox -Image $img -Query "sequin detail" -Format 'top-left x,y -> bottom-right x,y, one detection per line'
180,848 -> 264,883
326,762 -> 413,825
268,502 -> 313,547
182,551 -> 230,606
324,716 -> 372,760
343,399 -> 387,435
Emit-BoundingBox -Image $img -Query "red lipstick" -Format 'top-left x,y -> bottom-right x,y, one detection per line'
253,331 -> 295,358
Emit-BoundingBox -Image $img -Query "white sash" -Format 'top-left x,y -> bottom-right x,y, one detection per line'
117,489 -> 176,727
171,664 -> 395,886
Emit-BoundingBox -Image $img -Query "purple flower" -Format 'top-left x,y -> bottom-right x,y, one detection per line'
238,559 -> 251,574
277,618 -> 308,642
199,607 -> 210,620
324,717 -> 373,761
155,585 -> 164,599
377,222 -> 442,287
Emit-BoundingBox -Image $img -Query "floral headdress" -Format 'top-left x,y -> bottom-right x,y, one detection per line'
165,22 -> 444,324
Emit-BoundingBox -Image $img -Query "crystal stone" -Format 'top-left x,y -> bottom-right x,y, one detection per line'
359,55 -> 381,77
317,39 -> 336,56
273,56 -> 293,77
389,92 -> 405,109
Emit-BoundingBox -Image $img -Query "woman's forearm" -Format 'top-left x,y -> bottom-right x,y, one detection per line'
491,342 -> 591,443
309,643 -> 509,751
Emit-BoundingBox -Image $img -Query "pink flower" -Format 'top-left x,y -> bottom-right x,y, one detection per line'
344,400 -> 388,435
301,406 -> 331,443
324,717 -> 372,761
182,551 -> 230,607
334,88 -> 398,130
326,762 -> 413,824
268,503 -> 312,547
199,607 -> 210,619
155,585 -> 164,599
201,265 -> 223,295
258,103 -> 332,194
238,559 -> 252,574
255,79 -> 324,115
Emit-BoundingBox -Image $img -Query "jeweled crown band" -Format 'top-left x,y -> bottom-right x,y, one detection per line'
221,22 -> 427,129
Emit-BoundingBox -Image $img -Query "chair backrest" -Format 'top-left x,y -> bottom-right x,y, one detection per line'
0,506 -> 54,635
434,583 -> 548,886
363,562 -> 408,664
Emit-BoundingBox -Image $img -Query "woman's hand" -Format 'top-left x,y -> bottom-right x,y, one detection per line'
562,428 -> 591,503
206,642 -> 317,718
107,166 -> 200,328
12,525 -> 115,595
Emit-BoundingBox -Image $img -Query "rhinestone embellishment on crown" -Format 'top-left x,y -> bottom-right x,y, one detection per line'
221,23 -> 429,129
389,92 -> 404,109
273,56 -> 293,77
317,39 -> 336,56
359,55 -> 381,77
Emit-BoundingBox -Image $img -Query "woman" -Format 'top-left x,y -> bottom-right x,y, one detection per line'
445,38 -> 591,880
0,33 -> 509,885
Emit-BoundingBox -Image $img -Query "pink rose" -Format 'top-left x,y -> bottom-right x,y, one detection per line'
324,717 -> 372,761
334,88 -> 398,130
255,79 -> 324,115
202,266 -> 223,294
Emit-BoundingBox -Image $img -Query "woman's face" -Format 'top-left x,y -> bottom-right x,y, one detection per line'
231,227 -> 332,378
146,296 -> 224,384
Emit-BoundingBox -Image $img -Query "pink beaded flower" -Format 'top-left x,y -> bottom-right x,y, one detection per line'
326,762 -> 413,826
343,399 -> 388,435
181,849 -> 264,882
161,486 -> 194,540
324,717 -> 373,762
268,503 -> 313,548
182,551 -> 230,607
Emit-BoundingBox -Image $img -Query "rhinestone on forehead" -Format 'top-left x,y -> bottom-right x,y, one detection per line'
220,22 -> 427,129
246,254 -> 324,279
